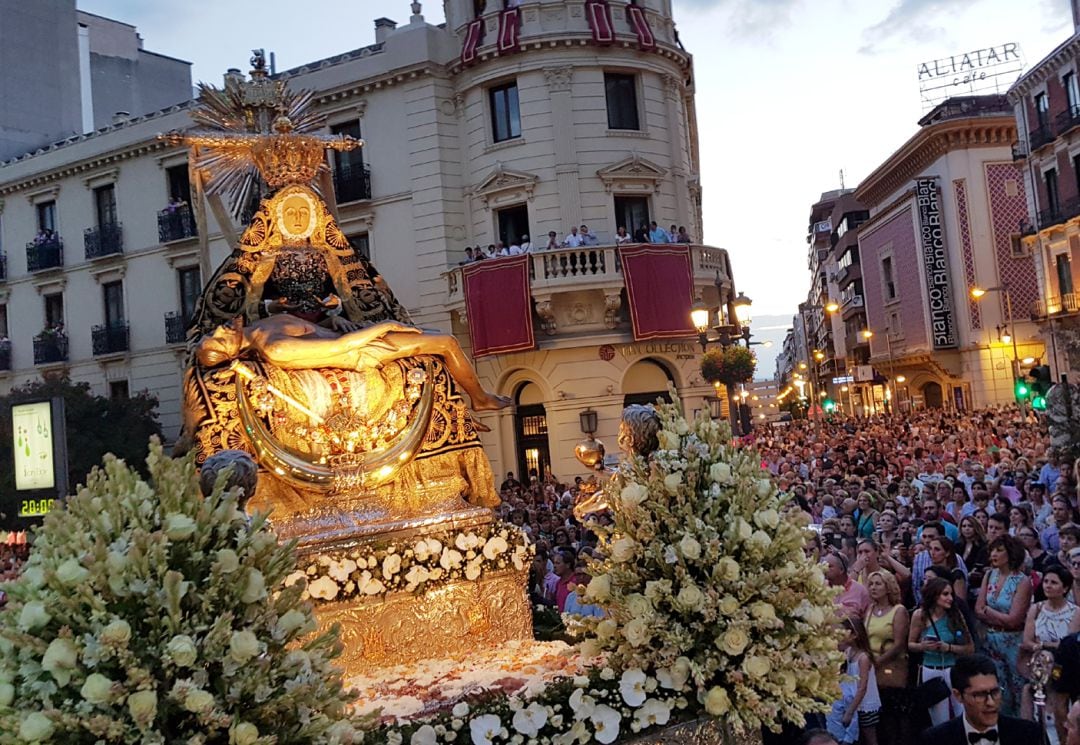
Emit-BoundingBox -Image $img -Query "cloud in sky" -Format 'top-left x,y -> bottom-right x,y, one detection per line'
675,0 -> 803,39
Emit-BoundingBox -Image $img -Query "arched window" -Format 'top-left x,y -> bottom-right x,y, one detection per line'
622,358 -> 675,408
514,382 -> 549,484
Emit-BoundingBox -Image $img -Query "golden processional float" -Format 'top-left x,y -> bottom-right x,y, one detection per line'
170,53 -> 530,674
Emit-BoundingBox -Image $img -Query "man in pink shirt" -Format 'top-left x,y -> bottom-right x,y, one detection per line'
824,552 -> 869,620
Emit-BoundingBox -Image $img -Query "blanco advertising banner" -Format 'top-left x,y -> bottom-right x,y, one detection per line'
916,178 -> 959,349
12,401 -> 55,491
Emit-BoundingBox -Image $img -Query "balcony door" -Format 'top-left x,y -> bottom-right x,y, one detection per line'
178,267 -> 201,325
514,382 -> 550,484
496,204 -> 529,248
95,184 -> 117,227
104,281 -> 125,328
36,201 -> 56,233
1046,168 -> 1061,215
166,164 -> 192,204
1057,253 -> 1075,297
614,196 -> 650,238
44,293 -> 64,329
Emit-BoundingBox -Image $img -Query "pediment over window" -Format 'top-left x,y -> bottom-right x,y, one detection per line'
473,164 -> 539,208
597,154 -> 666,193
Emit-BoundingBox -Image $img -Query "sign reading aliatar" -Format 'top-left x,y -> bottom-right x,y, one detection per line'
917,43 -> 1024,108
916,178 -> 958,349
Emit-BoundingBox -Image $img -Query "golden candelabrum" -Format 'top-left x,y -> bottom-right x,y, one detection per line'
174,57 -> 530,673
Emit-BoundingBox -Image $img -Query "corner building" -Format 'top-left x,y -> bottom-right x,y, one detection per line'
0,1 -> 734,485
854,96 -> 1042,410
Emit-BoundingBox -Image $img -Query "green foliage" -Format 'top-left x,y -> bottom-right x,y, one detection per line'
0,377 -> 163,510
0,441 -> 360,744
699,347 -> 756,387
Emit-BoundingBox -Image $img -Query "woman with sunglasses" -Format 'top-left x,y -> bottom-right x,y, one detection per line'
908,577 -> 974,726
975,535 -> 1032,717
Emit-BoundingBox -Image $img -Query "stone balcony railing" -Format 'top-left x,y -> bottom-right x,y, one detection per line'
444,244 -> 730,337
1032,293 -> 1080,318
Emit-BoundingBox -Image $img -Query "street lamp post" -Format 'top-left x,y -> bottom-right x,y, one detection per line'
691,292 -> 756,436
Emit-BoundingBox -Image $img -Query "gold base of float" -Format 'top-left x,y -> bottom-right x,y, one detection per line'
315,567 -> 533,672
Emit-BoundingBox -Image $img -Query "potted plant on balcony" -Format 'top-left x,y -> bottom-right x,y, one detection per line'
700,346 -> 756,388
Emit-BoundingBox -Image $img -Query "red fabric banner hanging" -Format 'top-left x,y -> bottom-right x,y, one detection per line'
586,0 -> 614,45
626,4 -> 656,51
497,8 -> 521,53
461,18 -> 484,66
462,255 -> 536,357
618,244 -> 696,341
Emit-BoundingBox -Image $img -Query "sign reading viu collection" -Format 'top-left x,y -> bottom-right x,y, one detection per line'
916,178 -> 958,350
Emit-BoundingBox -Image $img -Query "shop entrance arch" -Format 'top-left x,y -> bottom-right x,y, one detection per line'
922,381 -> 944,409
514,382 -> 550,483
622,358 -> 676,408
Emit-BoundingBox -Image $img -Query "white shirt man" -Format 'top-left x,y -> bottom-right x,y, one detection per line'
562,227 -> 584,247
516,235 -> 532,253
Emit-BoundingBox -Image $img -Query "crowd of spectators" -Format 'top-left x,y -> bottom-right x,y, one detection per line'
458,221 -> 693,264
502,406 -> 1080,744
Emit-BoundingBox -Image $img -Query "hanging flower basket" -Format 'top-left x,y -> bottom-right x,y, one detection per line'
700,346 -> 756,387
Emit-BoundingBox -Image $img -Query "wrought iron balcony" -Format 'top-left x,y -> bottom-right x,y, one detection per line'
333,164 -> 372,204
164,311 -> 189,345
1036,196 -> 1080,230
33,331 -> 68,364
84,222 -> 124,259
1029,124 -> 1054,151
1011,142 -> 1028,161
0,342 -> 10,372
26,236 -> 63,272
1032,293 -> 1080,319
92,322 -> 130,355
1057,105 -> 1080,137
158,205 -> 198,243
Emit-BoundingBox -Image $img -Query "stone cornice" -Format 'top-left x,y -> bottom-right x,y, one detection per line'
855,117 -> 1016,208
0,140 -> 168,197
314,63 -> 439,108
1007,33 -> 1080,101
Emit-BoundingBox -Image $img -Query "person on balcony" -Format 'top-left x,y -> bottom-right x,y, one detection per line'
509,235 -> 531,254
676,226 -> 692,243
562,226 -> 584,247
648,221 -> 670,243
634,223 -> 650,242
459,247 -> 476,265
545,231 -> 559,250
579,225 -> 599,246
615,226 -> 632,245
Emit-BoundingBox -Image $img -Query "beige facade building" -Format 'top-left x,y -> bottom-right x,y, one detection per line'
0,1 -> 735,483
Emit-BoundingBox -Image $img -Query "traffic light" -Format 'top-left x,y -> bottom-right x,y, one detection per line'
1029,364 -> 1052,397
823,399 -> 836,413
1032,395 -> 1047,411
1014,378 -> 1030,402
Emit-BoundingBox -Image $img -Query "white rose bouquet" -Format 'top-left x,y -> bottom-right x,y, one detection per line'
0,439 -> 361,744
568,400 -> 844,733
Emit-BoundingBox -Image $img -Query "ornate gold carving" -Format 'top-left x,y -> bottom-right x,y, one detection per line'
628,719 -> 762,745
312,568 -> 532,671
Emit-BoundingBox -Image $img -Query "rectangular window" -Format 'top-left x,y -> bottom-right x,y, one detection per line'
36,201 -> 56,233
1036,92 -> 1050,129
489,82 -> 521,143
1058,253 -> 1075,297
166,164 -> 192,204
330,121 -> 364,173
104,281 -> 124,327
882,256 -> 896,300
94,184 -> 117,227
44,293 -> 63,328
1067,72 -> 1080,113
0,304 -> 8,338
109,380 -> 129,400
605,73 -> 640,130
496,204 -> 529,247
348,233 -> 370,260
614,196 -> 650,238
1046,168 -> 1061,213
178,267 -> 201,324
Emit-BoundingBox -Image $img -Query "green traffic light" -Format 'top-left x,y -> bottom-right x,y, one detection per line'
1014,379 -> 1030,399
1032,395 -> 1047,411
823,399 -> 836,413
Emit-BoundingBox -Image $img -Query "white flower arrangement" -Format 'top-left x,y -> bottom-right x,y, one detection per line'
0,440 -> 362,744
284,524 -> 532,605
359,400 -> 842,744
567,399 -> 844,733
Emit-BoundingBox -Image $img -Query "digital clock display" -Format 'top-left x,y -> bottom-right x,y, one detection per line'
19,499 -> 55,517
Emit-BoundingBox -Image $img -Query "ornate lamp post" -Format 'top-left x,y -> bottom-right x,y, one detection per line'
691,293 -> 757,436
972,284 -> 1024,412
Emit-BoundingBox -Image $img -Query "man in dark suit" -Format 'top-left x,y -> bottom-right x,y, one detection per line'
922,654 -> 1043,745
